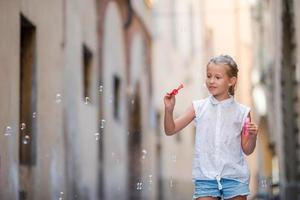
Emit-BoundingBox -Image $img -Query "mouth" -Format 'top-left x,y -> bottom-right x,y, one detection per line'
208,86 -> 217,90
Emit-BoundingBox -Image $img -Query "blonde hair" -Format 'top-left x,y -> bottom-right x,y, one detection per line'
207,54 -> 239,96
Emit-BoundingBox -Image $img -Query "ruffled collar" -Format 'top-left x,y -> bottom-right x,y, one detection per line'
209,95 -> 234,106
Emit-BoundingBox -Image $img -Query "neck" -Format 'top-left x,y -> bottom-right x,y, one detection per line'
213,93 -> 231,101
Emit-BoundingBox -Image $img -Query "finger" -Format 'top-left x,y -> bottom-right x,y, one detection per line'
248,129 -> 258,134
248,124 -> 258,129
168,94 -> 174,99
248,128 -> 258,132
249,133 -> 258,137
248,127 -> 258,132
249,131 -> 257,135
165,93 -> 172,98
248,130 -> 258,136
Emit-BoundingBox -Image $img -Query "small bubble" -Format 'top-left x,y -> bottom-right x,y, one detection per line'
55,93 -> 62,104
141,149 -> 147,159
20,123 -> 26,131
136,182 -> 143,190
131,99 -> 135,105
109,98 -> 113,104
260,179 -> 267,188
85,97 -> 90,104
100,119 -> 106,129
110,152 -> 121,164
94,132 -> 100,141
59,191 -> 64,200
99,85 -> 103,93
22,135 -> 30,144
4,126 -> 13,136
149,174 -> 153,184
171,154 -> 177,162
170,179 -> 174,188
32,112 -> 37,118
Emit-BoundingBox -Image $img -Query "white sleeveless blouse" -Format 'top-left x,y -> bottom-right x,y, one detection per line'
192,95 -> 250,183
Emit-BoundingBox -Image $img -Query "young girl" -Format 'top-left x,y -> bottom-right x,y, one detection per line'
164,55 -> 259,200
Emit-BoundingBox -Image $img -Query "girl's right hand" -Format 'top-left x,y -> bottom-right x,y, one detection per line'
164,93 -> 175,111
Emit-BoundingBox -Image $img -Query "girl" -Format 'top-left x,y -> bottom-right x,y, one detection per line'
164,55 -> 259,200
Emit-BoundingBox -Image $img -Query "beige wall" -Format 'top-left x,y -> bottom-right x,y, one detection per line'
0,1 -> 21,199
100,1 -> 156,199
102,2 -> 128,199
152,0 -> 205,198
130,33 -> 157,200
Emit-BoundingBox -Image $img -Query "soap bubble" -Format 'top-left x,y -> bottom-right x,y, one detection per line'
20,123 -> 26,131
55,93 -> 62,104
4,126 -> 13,136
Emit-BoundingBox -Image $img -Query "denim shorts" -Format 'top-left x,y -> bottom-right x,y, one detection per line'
193,178 -> 250,199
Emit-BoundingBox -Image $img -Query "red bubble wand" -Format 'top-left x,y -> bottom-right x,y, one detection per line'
167,83 -> 184,96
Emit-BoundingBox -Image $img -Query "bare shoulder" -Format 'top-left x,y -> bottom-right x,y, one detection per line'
184,103 -> 196,119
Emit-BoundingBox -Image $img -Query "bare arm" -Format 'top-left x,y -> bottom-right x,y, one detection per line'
163,94 -> 195,136
241,113 -> 259,155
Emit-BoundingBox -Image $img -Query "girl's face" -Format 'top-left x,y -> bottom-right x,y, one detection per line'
206,63 -> 236,100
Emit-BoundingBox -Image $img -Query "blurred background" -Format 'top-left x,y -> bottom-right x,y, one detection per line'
0,0 -> 299,199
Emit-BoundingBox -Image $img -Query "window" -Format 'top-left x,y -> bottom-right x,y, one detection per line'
113,75 -> 120,119
82,44 -> 93,102
20,14 -> 37,165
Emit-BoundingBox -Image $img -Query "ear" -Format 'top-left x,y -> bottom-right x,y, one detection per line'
229,76 -> 237,87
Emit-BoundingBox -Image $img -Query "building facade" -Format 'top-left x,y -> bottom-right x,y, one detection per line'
0,0 -> 100,199
96,0 -> 155,199
251,0 -> 300,199
0,0 -> 155,199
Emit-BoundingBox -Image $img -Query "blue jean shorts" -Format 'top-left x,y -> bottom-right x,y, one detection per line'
193,178 -> 250,199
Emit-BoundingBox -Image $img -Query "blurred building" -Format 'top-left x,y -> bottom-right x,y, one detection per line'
152,0 -> 205,199
251,0 -> 300,199
0,0 -> 100,199
0,0 -> 156,200
97,0 -> 156,199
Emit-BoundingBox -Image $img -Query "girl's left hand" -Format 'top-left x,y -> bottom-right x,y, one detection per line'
247,122 -> 258,137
